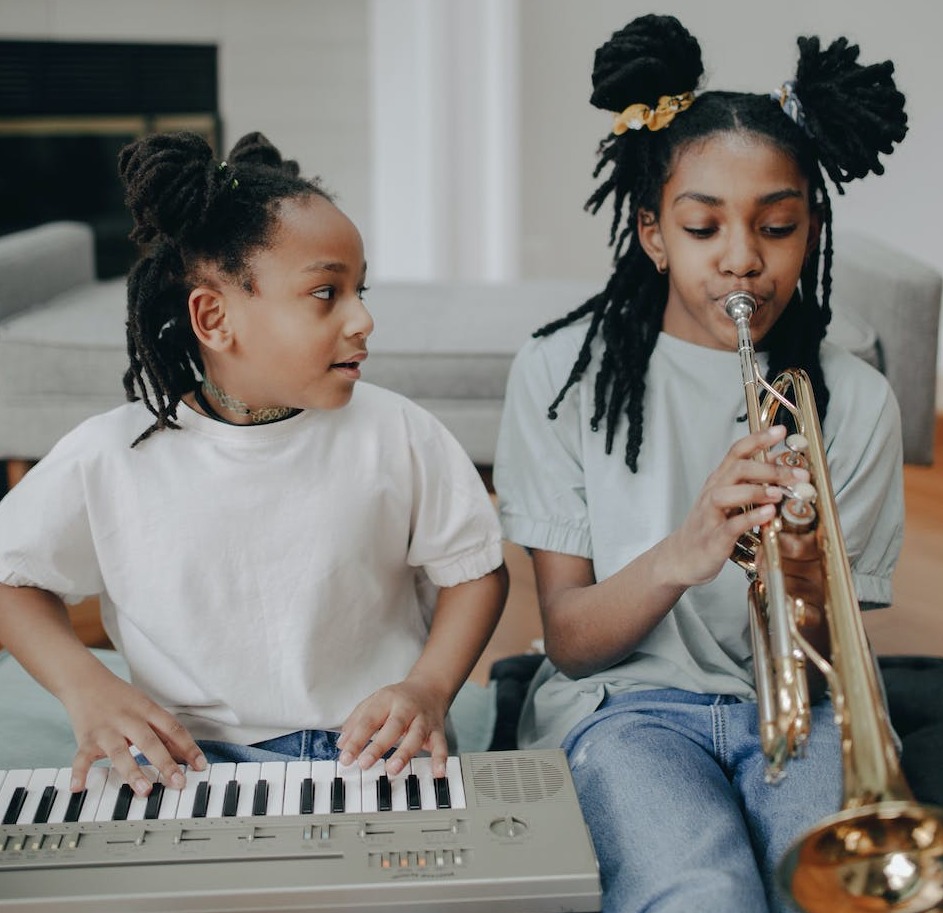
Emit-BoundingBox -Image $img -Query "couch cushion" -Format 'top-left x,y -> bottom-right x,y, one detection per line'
0,221 -> 95,322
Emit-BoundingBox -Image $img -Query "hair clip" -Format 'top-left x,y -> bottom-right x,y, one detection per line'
216,160 -> 239,190
612,92 -> 695,135
771,81 -> 808,133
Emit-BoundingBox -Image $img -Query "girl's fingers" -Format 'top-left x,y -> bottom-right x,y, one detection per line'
424,729 -> 450,778
354,715 -> 409,770
384,721 -> 433,777
728,424 -> 787,460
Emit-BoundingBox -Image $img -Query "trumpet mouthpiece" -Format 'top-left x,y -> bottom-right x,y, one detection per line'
725,291 -> 757,321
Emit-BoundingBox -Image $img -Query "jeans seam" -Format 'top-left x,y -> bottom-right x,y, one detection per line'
712,703 -> 728,769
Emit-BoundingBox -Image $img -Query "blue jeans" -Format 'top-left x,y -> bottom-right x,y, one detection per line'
197,729 -> 342,764
561,689 -> 842,913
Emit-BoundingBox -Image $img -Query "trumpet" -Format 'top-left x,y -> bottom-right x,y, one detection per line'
724,291 -> 943,913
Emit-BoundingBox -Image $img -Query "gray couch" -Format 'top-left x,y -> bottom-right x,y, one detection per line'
0,220 -> 941,472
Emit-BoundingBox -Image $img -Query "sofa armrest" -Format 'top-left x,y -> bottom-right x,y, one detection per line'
0,221 -> 96,322
831,232 -> 942,465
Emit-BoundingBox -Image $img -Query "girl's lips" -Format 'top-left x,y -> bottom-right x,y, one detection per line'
331,362 -> 362,378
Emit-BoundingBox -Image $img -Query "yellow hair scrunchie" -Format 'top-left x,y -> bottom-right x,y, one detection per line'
612,92 -> 695,135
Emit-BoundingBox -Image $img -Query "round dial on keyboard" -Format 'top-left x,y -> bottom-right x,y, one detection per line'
489,815 -> 528,838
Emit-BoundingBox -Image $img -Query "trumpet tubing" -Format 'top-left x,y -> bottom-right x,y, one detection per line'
723,291 -> 943,913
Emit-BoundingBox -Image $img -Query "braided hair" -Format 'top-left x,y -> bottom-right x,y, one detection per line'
118,130 -> 332,446
540,14 -> 907,471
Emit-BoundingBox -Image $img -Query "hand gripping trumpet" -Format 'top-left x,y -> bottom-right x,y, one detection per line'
724,291 -> 943,913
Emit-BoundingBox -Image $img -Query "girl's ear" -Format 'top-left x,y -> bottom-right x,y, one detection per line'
637,209 -> 668,273
188,286 -> 233,351
806,209 -> 822,260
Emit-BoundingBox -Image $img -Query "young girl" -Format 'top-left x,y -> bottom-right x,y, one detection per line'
0,130 -> 507,801
494,15 -> 907,913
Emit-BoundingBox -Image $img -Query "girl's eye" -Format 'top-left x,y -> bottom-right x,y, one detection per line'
312,286 -> 335,301
358,285 -> 370,300
684,226 -> 716,239
764,224 -> 797,237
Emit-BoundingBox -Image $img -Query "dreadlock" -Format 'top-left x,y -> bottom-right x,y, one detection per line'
118,130 -> 333,446
539,14 -> 907,472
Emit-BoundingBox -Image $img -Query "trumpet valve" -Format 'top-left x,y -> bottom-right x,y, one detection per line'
777,433 -> 811,471
781,481 -> 818,534
785,433 -> 809,455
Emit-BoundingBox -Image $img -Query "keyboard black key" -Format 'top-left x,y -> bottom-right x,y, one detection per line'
377,774 -> 392,812
33,785 -> 57,824
144,783 -> 165,820
434,776 -> 451,809
191,781 -> 210,818
222,780 -> 240,817
252,780 -> 269,816
406,773 -> 421,811
299,778 -> 314,815
64,789 -> 87,823
331,776 -> 345,814
111,783 -> 134,821
3,786 -> 27,825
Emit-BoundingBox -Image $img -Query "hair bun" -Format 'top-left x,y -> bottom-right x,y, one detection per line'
590,13 -> 703,113
794,35 -> 907,187
229,131 -> 301,177
118,132 -> 222,245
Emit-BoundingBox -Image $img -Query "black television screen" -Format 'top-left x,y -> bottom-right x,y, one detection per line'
0,132 -> 136,278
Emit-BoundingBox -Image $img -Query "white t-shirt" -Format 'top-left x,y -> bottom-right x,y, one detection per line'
0,383 -> 504,743
494,324 -> 904,749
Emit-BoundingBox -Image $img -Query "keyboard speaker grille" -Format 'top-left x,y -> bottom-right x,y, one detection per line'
468,752 -> 567,805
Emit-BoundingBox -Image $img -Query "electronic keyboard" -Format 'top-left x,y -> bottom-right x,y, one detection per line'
0,749 -> 601,912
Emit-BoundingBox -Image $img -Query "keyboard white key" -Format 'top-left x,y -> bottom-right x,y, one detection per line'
258,760 -> 286,816
75,766 -> 109,822
409,758 -> 438,811
94,767 -> 132,822
0,769 -> 35,825
15,768 -> 59,824
176,765 -> 209,819
204,762 -> 236,819
46,768 -> 75,824
150,766 -> 184,820
312,760 -> 339,814
360,760 -> 386,813
233,763 -> 261,817
125,767 -> 159,821
283,760 -> 312,815
445,756 -> 466,808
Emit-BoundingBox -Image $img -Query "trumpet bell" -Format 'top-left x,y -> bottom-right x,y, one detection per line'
780,801 -> 943,913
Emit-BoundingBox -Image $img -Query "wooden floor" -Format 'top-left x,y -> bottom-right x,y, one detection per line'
470,415 -> 943,685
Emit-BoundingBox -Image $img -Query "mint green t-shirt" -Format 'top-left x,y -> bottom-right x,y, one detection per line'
494,323 -> 903,750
